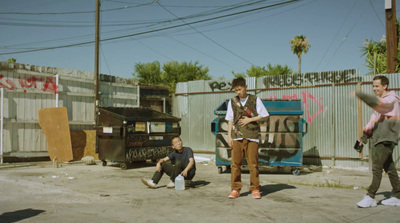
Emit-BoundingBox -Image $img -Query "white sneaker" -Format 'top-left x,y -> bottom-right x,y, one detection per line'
167,181 -> 175,189
357,195 -> 377,208
381,197 -> 400,206
141,178 -> 156,189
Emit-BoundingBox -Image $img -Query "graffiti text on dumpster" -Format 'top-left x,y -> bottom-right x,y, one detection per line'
216,116 -> 301,164
126,147 -> 172,161
0,74 -> 58,94
263,69 -> 361,88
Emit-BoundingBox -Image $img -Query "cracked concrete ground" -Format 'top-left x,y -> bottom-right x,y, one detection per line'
0,157 -> 399,223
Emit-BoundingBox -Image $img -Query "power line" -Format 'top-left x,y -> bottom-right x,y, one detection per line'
165,34 -> 237,70
0,1 -> 157,15
368,0 -> 385,29
0,0 -> 299,56
0,0 -> 295,49
100,46 -> 113,75
314,0 -> 358,71
136,39 -> 174,61
156,1 -> 254,66
322,5 -> 366,70
0,0 -> 281,28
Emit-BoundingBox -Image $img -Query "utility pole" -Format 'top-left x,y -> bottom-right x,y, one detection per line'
94,0 -> 100,125
385,0 -> 397,73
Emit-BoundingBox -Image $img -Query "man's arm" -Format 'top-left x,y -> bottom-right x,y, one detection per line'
156,156 -> 170,172
227,121 -> 233,148
181,157 -> 195,177
356,91 -> 395,114
237,115 -> 265,126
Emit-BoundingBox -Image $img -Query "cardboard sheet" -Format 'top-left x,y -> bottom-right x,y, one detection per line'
38,107 -> 73,162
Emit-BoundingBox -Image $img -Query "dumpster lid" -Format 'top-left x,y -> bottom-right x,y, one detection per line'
99,107 -> 181,121
214,99 -> 303,115
261,99 -> 303,115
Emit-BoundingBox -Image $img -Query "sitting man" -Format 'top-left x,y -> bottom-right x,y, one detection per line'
141,136 -> 196,189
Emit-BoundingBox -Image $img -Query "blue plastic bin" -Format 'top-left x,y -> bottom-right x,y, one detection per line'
211,99 -> 307,175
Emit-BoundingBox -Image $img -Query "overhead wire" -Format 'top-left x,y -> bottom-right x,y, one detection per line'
136,39 -> 174,61
368,0 -> 384,29
156,1 -> 254,66
0,0 -> 277,28
313,0 -> 358,71
0,0 -> 299,55
100,46 -> 113,75
322,3 -> 366,70
165,34 -> 237,70
0,1 -> 157,15
0,1 -> 286,48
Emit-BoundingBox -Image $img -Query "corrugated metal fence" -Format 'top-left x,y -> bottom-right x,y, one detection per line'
0,61 -> 139,158
173,69 -> 400,168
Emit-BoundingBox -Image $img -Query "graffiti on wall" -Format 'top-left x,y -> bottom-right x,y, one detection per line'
0,74 -> 58,94
262,69 -> 361,88
126,146 -> 173,161
267,91 -> 323,124
207,70 -> 361,92
215,115 -> 302,164
209,81 -> 233,92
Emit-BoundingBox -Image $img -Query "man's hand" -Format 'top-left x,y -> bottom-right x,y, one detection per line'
181,169 -> 188,177
228,135 -> 233,148
238,116 -> 251,127
156,162 -> 162,172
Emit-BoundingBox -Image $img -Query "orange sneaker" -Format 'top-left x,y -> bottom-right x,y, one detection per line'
252,189 -> 261,199
228,190 -> 240,199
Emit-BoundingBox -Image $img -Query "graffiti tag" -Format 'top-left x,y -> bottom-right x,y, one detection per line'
0,74 -> 58,94
263,69 -> 361,88
209,81 -> 233,92
267,91 -> 323,124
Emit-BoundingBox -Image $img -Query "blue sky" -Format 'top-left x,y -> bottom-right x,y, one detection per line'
0,0 -> 395,80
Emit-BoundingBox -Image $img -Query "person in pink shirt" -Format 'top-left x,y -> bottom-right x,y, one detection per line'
355,75 -> 400,208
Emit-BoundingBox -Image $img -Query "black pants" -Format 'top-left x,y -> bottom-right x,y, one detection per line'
151,161 -> 195,184
368,142 -> 400,199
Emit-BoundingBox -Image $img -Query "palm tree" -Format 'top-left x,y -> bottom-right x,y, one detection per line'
360,18 -> 400,75
290,35 -> 311,74
7,58 -> 16,63
361,37 -> 387,75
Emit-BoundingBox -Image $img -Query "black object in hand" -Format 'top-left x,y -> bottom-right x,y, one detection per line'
354,140 -> 363,153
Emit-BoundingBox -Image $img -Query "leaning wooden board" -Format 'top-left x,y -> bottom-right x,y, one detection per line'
38,107 -> 73,162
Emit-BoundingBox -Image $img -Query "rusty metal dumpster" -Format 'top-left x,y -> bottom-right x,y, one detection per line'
96,107 -> 181,169
211,99 -> 307,175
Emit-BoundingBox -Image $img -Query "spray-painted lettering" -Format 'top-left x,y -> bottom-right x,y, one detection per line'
263,70 -> 361,88
267,91 -> 323,124
0,75 -> 15,90
209,81 -> 233,92
215,116 -> 302,164
0,74 -> 58,94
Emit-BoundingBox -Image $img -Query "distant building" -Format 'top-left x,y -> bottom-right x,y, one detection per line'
139,83 -> 170,114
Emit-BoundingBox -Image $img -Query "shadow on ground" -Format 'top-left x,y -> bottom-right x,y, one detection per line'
241,183 -> 297,197
0,209 -> 45,223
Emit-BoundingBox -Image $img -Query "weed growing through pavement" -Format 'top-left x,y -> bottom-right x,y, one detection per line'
271,180 -> 368,190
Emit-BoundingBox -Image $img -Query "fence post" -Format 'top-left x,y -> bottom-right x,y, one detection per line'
331,83 -> 336,166
0,88 -> 3,164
